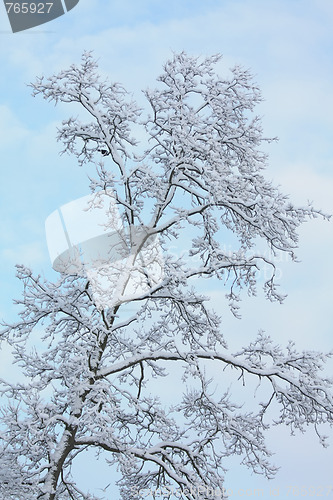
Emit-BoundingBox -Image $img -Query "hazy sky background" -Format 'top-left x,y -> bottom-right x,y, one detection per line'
0,0 -> 333,498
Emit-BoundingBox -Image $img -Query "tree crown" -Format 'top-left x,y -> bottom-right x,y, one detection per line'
0,52 -> 331,500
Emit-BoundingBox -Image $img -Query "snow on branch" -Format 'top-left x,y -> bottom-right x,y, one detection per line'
0,52 -> 331,499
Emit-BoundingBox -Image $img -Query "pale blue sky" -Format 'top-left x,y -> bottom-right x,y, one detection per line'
0,0 -> 333,498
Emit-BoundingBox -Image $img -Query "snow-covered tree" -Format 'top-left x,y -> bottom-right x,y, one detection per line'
1,52 -> 332,500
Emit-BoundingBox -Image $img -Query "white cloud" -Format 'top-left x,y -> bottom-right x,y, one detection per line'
272,164 -> 333,211
2,241 -> 47,267
0,104 -> 29,147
